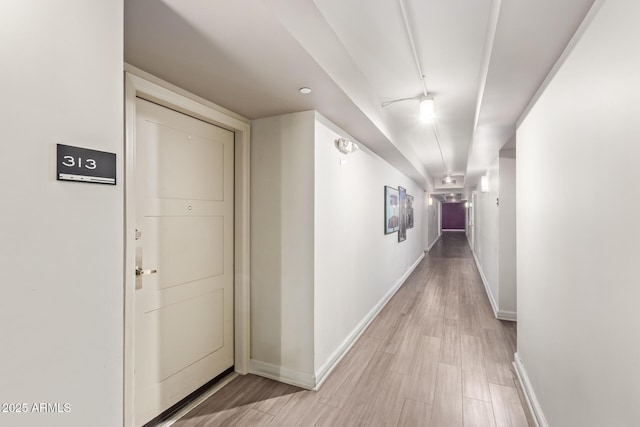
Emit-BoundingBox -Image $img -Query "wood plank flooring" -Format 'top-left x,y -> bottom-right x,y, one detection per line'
172,232 -> 534,427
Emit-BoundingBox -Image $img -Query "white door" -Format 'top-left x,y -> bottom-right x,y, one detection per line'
134,98 -> 234,426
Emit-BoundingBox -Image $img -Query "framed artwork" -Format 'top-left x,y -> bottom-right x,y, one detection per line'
406,195 -> 414,229
384,186 -> 400,234
398,186 -> 407,242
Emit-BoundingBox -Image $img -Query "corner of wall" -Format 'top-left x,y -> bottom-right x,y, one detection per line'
249,359 -> 316,390
250,111 -> 316,382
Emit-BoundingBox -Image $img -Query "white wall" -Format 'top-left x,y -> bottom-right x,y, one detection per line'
250,112 -> 316,381
517,0 -> 640,424
0,2 -> 124,426
314,115 -> 425,377
250,111 -> 426,388
472,157 -> 500,313
498,152 -> 516,314
471,151 -> 517,320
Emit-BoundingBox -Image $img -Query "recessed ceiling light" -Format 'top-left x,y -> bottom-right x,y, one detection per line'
299,87 -> 312,94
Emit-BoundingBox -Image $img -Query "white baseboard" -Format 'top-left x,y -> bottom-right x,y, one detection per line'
513,353 -> 548,427
427,233 -> 441,251
250,253 -> 426,391
472,251 -> 499,315
442,229 -> 465,232
249,359 -> 315,390
471,251 -> 516,321
497,309 -> 517,321
314,252 -> 426,389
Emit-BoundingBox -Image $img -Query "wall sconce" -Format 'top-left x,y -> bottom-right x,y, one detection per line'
428,196 -> 433,206
481,175 -> 489,193
465,201 -> 469,208
335,137 -> 359,154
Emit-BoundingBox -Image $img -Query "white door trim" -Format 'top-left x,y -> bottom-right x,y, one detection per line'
123,66 -> 251,427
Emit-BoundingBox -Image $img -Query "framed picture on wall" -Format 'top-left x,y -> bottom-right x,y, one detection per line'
398,186 -> 407,242
406,195 -> 414,229
384,186 -> 400,234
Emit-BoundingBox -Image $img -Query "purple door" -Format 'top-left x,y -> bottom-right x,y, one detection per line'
442,202 -> 465,230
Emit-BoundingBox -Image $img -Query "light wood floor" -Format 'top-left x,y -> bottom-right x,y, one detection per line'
172,232 -> 534,427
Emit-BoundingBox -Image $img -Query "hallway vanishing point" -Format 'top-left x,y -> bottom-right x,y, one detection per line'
172,232 -> 534,427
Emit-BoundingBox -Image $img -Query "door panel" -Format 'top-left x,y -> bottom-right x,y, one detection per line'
155,216 -> 225,289
155,289 -> 225,381
152,122 -> 225,201
134,98 -> 234,426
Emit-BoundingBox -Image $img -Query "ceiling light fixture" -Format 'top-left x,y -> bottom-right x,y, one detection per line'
444,174 -> 453,184
382,94 -> 436,123
419,96 -> 435,121
398,0 -> 451,180
299,87 -> 312,94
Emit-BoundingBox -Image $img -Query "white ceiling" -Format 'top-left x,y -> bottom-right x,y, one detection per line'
313,0 -> 492,180
125,0 -> 595,190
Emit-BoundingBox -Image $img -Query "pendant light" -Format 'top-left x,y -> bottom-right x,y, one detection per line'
419,96 -> 435,121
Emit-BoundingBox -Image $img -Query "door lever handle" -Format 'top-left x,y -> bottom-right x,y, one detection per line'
136,266 -> 157,277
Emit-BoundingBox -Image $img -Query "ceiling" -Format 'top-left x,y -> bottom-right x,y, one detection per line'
125,0 -> 595,190
432,193 -> 465,204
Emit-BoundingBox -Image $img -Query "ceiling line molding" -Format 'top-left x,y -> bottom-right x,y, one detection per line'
472,0 -> 503,133
464,0 -> 503,190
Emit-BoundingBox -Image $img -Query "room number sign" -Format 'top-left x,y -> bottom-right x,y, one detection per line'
56,144 -> 116,185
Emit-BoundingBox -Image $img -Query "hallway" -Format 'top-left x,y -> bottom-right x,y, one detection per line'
170,232 -> 533,427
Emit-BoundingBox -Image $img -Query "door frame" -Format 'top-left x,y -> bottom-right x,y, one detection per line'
123,66 -> 251,427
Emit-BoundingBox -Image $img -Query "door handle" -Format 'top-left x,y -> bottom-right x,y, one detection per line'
136,266 -> 157,276
135,246 -> 156,290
